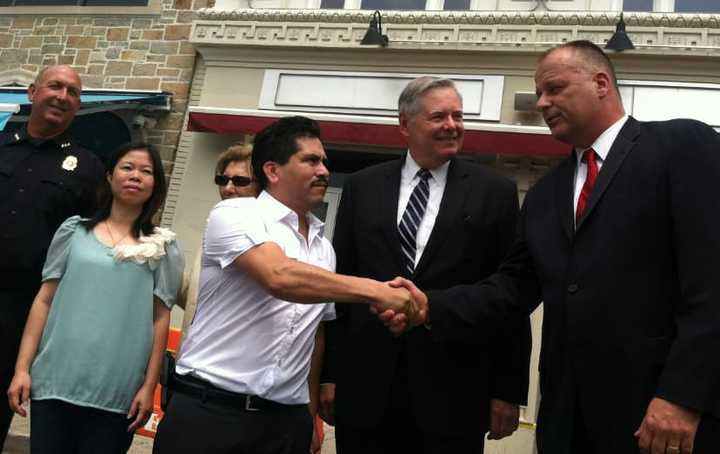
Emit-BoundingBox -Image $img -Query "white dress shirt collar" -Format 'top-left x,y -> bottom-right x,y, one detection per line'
402,151 -> 450,187
571,114 -> 629,221
574,114 -> 629,164
257,190 -> 326,244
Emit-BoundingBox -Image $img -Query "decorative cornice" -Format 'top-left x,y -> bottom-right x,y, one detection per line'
191,13 -> 720,55
197,8 -> 720,29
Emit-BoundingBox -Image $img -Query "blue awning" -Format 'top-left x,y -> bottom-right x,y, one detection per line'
0,87 -> 171,130
0,103 -> 20,131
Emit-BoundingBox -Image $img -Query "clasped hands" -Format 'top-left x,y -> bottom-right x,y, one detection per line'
371,277 -> 428,334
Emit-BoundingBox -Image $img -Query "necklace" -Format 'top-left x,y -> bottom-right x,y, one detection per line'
104,221 -> 131,248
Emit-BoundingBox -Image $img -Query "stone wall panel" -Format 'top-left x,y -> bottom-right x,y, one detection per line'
12,17 -> 35,29
142,29 -> 164,40
126,77 -> 161,90
0,33 -> 14,47
107,27 -> 130,41
66,35 -> 97,48
133,63 -> 158,76
106,60 -> 133,75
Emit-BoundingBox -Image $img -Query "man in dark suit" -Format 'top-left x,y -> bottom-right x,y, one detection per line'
386,41 -> 720,454
322,77 -> 532,454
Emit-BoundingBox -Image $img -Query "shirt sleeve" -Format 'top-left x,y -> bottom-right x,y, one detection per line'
321,303 -> 337,321
153,239 -> 185,309
41,215 -> 83,282
204,199 -> 271,269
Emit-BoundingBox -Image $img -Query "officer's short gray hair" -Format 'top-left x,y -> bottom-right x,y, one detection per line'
398,77 -> 462,119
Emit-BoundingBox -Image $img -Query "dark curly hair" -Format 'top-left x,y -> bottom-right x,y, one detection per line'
251,116 -> 321,190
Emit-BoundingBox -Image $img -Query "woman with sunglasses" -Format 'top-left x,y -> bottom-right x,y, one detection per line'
214,144 -> 257,200
7,142 -> 184,453
177,143 -> 257,339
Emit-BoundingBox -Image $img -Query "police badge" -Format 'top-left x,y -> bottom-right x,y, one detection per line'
62,155 -> 78,171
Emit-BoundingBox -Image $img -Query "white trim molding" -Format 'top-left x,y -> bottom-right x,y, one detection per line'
259,70 -> 504,121
191,9 -> 720,54
197,8 -> 720,28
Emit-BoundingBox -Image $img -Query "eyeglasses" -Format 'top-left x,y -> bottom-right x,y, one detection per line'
214,175 -> 253,187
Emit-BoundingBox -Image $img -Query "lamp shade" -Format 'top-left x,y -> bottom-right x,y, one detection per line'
606,14 -> 635,51
360,10 -> 389,47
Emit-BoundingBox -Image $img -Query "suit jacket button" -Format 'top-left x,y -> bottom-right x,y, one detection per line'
567,283 -> 579,294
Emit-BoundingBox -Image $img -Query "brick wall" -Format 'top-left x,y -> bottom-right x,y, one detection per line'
0,0 -> 213,169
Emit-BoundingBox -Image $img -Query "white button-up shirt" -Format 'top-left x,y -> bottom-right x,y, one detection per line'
573,114 -> 628,214
176,191 -> 336,405
396,152 -> 450,267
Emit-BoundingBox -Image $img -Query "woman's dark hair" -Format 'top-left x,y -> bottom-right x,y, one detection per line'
83,141 -> 167,238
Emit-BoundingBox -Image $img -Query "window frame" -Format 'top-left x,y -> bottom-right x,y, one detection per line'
319,0 -> 487,11
623,0 -> 720,13
668,0 -> 720,13
316,0 -> 720,12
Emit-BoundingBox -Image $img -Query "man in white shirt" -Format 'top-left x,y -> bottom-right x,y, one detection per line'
153,116 -> 417,454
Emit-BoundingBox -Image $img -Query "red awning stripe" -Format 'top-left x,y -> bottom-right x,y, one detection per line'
187,112 -> 569,158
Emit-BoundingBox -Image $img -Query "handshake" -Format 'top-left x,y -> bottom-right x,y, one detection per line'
370,277 -> 429,335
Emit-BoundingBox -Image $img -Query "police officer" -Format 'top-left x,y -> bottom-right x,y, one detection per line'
0,65 -> 105,446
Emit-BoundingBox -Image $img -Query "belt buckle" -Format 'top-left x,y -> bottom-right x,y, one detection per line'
244,394 -> 260,412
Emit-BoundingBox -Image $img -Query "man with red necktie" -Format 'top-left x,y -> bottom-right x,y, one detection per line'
387,40 -> 720,454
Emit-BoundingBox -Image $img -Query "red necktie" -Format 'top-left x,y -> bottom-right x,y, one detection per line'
576,148 -> 598,223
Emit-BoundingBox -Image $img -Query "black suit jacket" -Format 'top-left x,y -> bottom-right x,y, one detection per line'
325,156 -> 532,436
429,118 -> 720,453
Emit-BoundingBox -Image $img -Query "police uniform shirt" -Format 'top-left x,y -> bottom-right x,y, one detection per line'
0,128 -> 105,289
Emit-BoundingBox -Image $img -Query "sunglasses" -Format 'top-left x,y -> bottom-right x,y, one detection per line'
214,175 -> 253,187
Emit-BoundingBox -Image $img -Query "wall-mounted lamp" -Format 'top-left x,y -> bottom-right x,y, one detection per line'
605,13 -> 635,52
360,10 -> 389,47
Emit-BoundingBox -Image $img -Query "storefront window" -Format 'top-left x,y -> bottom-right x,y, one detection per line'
444,0 -> 470,10
361,0 -> 426,10
624,0 -> 653,11
0,0 -> 148,5
320,0 -> 471,10
320,0 -> 344,7
319,0 -> 720,12
675,0 -> 720,12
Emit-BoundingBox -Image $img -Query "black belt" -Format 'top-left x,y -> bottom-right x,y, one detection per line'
170,373 -> 305,412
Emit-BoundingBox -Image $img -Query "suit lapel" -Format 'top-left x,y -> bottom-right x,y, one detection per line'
576,117 -> 640,230
414,159 -> 467,278
380,159 -> 404,271
555,155 -> 576,241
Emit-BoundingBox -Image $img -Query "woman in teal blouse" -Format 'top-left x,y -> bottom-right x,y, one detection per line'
7,142 -> 184,454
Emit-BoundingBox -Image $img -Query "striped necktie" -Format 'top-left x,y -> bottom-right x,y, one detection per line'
398,168 -> 431,275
